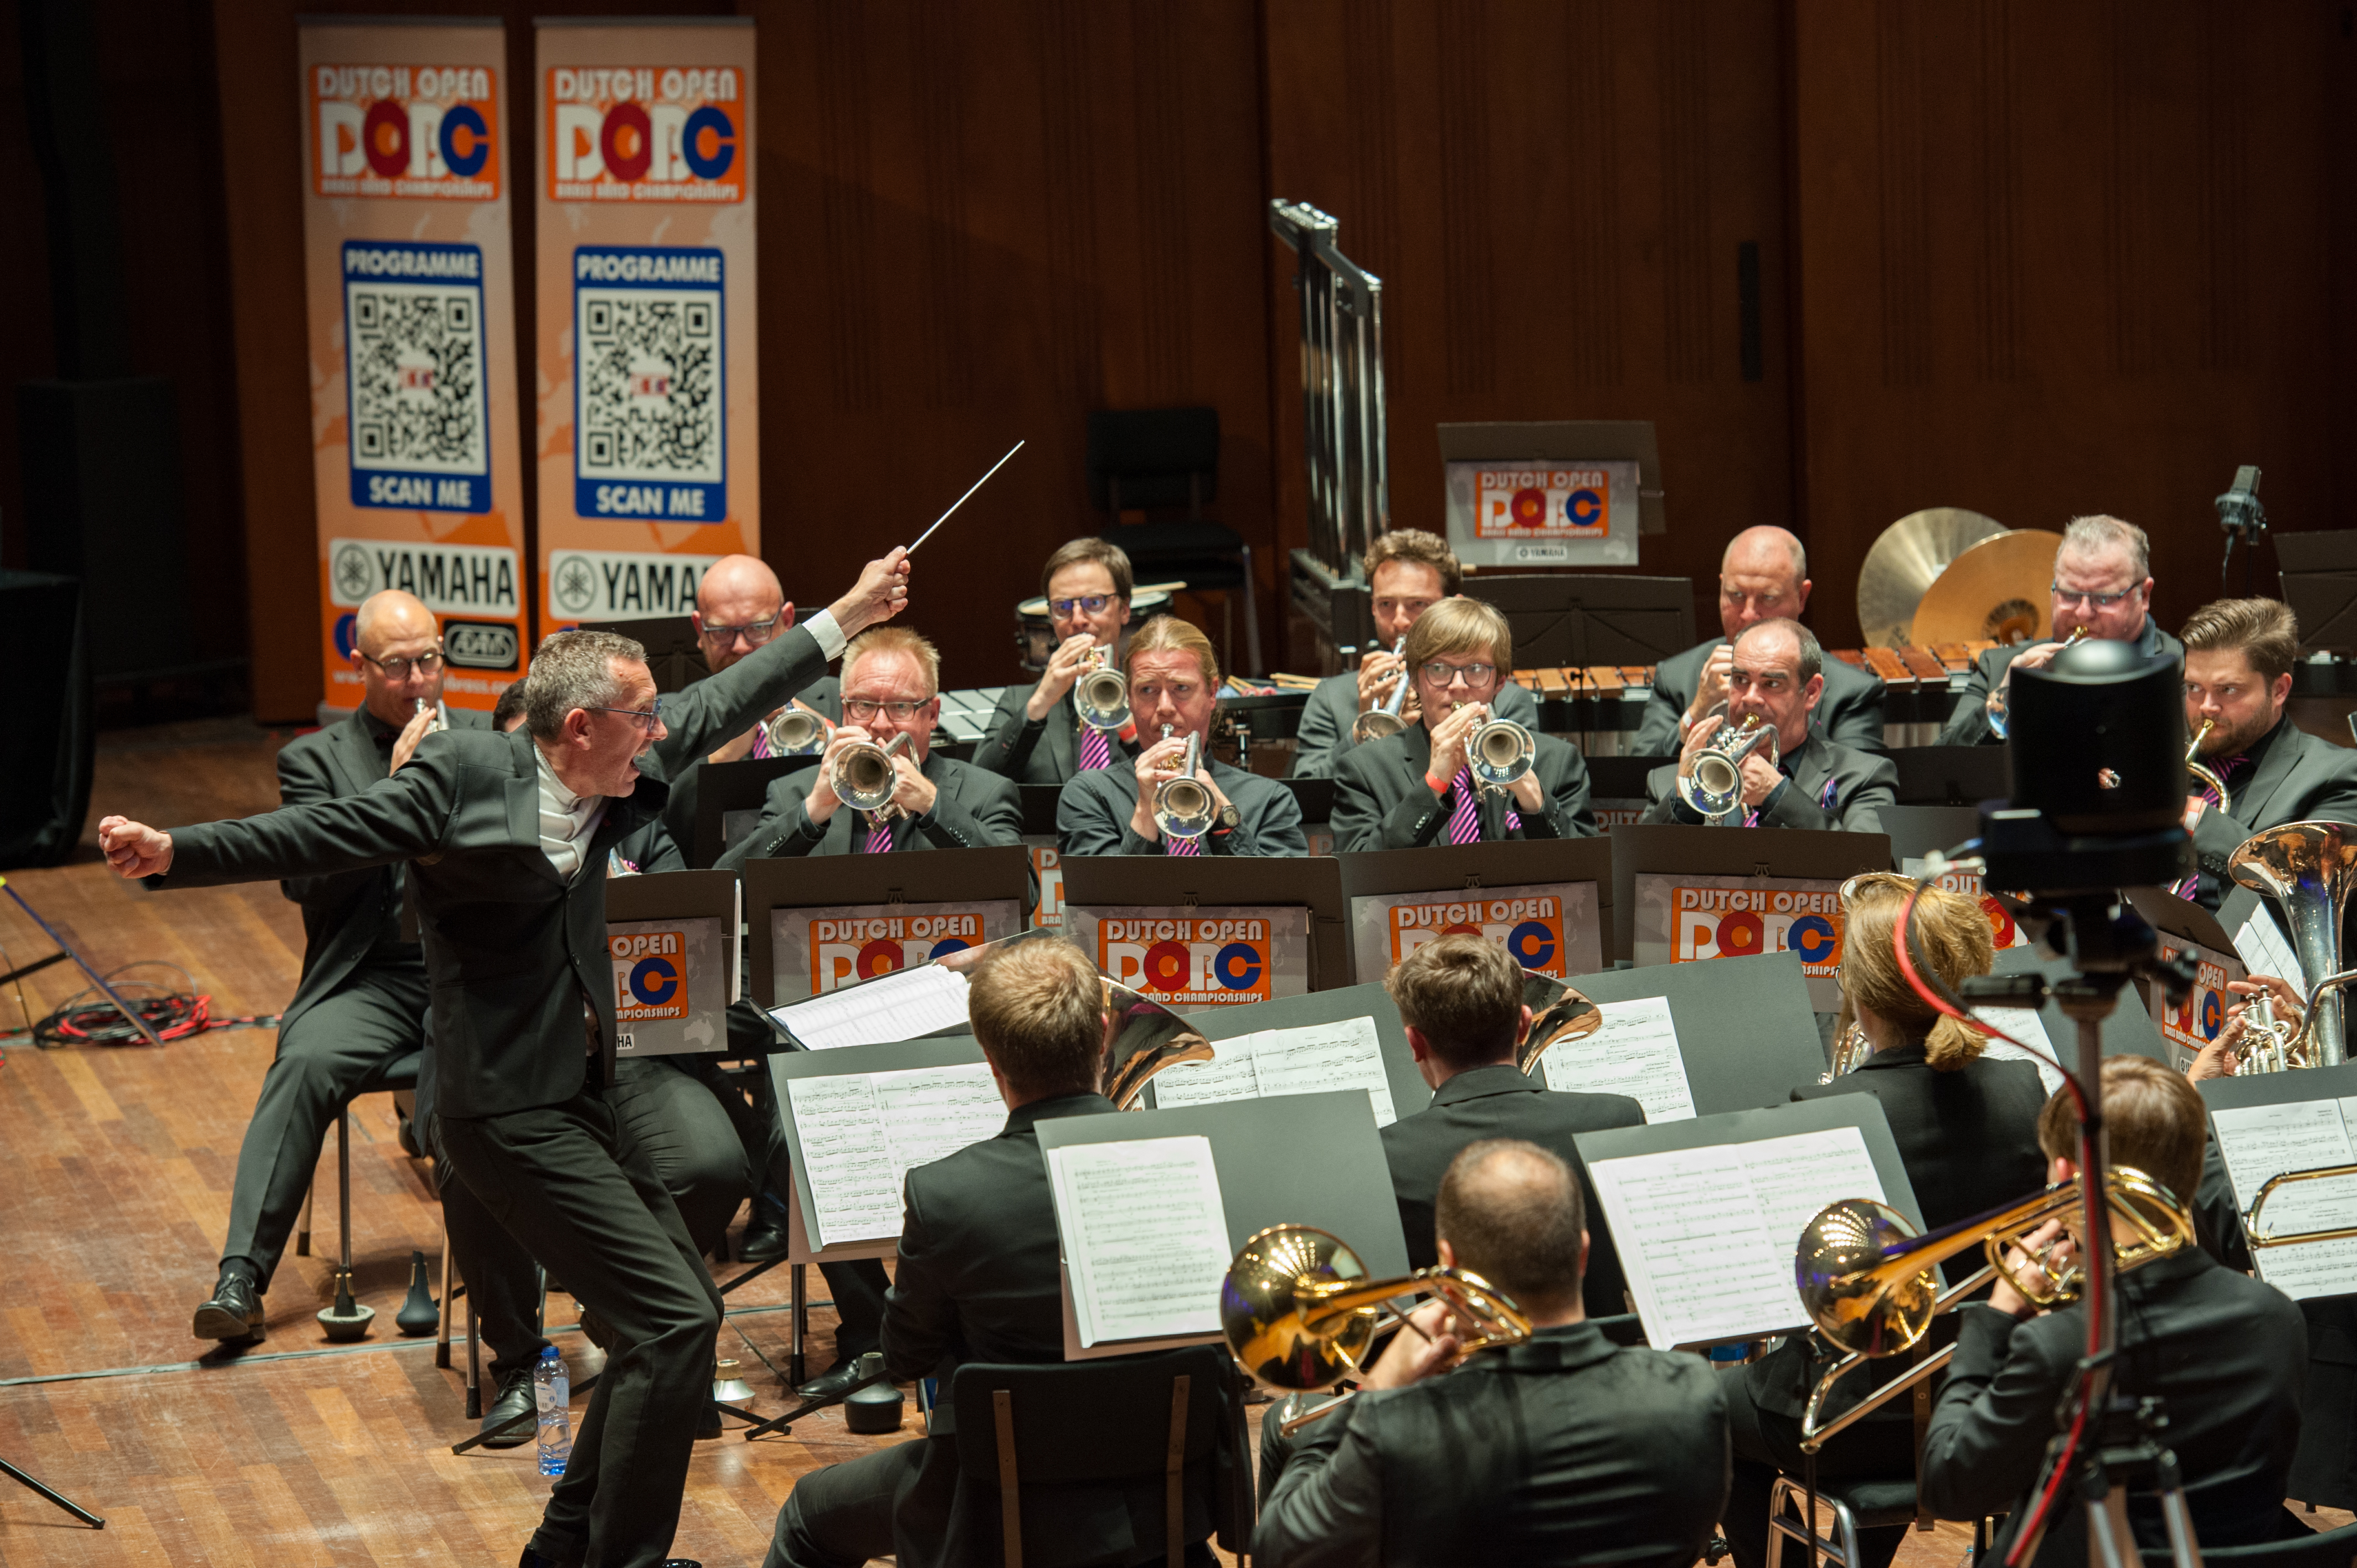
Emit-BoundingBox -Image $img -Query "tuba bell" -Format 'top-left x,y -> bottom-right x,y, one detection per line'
2226,821 -> 2357,1069
1074,645 -> 1131,733
1676,713 -> 1778,822
830,732 -> 912,818
1350,637 -> 1413,745
761,705 -> 828,757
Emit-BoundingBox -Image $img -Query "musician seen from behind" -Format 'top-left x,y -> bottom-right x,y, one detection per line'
1329,596 -> 1598,851
1289,528 -> 1540,779
1380,934 -> 1642,1322
2174,597 -> 2357,910
717,627 -> 1021,864
1641,618 -> 1897,832
970,537 -> 1143,784
1717,876 -> 2050,1568
1638,524 -> 1887,756
1056,615 -> 1308,857
1939,514 -> 2184,746
767,937 -> 1238,1568
1922,1056 -> 2308,1562
1252,1138 -> 1731,1567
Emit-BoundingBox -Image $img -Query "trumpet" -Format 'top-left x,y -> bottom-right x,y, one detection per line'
1350,637 -> 1412,745
1074,644 -> 1130,733
830,731 -> 912,818
1676,712 -> 1777,822
761,704 -> 828,757
413,698 -> 442,734
1154,726 -> 1216,842
2185,719 -> 2233,813
1790,1167 -> 2194,1450
1988,625 -> 2090,741
2226,821 -> 2357,1069
1222,1224 -> 1530,1435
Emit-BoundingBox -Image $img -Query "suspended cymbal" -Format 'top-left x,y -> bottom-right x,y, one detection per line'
1911,530 -> 2066,647
1856,508 -> 2006,648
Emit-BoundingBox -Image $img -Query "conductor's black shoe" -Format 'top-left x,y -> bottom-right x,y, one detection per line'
192,1271 -> 264,1342
738,1209 -> 791,1263
395,1107 -> 423,1159
696,1400 -> 723,1440
480,1369 -> 536,1449
795,1358 -> 874,1401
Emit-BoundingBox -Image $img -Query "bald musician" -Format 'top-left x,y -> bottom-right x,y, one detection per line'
1638,525 -> 1887,756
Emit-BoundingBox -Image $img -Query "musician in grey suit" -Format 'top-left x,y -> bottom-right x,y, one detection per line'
1058,615 -> 1308,856
2178,598 -> 2357,909
1289,528 -> 1540,779
1637,525 -> 1887,756
1641,619 -> 1897,834
1331,596 -> 1598,850
103,554 -> 910,1568
1939,515 -> 2184,746
970,537 -> 1144,785
718,627 -> 1022,864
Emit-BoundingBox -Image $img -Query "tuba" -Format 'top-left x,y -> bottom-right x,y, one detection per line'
1074,645 -> 1131,733
1349,637 -> 1412,745
1676,713 -> 1778,822
1154,728 -> 1216,842
2186,719 -> 2232,813
761,705 -> 828,757
830,732 -> 912,818
2226,821 -> 2357,1069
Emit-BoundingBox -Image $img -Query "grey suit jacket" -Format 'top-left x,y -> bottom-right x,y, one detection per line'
2187,715 -> 2357,909
1640,730 -> 1896,835
1330,721 -> 1598,852
273,704 -> 492,1037
713,751 -> 1022,866
658,673 -> 840,855
1057,756 -> 1307,857
1290,669 -> 1541,780
1638,637 -> 1888,756
1938,617 -> 2185,745
967,683 -> 1143,785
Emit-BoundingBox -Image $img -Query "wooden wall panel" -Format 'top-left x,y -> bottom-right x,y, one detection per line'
1792,0 -> 2357,648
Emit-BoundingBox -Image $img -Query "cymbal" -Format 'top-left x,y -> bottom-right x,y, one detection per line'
1855,508 -> 2006,647
1911,530 -> 2066,647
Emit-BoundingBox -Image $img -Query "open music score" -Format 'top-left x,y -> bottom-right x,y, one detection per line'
2211,1098 -> 2357,1299
1147,1016 -> 1398,1125
1538,996 -> 1694,1122
784,1062 -> 1006,1248
767,963 -> 971,1051
1046,1136 -> 1233,1348
1589,1126 -> 1888,1349
2231,909 -> 2302,988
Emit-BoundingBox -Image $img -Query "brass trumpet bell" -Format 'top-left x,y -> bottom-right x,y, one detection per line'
1075,646 -> 1130,733
763,706 -> 827,756
1350,636 -> 1412,745
831,731 -> 911,816
1676,713 -> 1777,822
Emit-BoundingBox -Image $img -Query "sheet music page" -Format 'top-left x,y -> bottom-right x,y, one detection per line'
872,1064 -> 1008,1173
2209,1099 -> 2357,1300
1248,1017 -> 1398,1127
1047,1136 -> 1231,1347
1145,1034 -> 1264,1110
1973,1008 -> 2065,1095
2233,911 -> 2301,988
1590,1127 -> 1888,1348
784,1075 -> 902,1249
1540,996 -> 1694,1122
768,963 -> 972,1051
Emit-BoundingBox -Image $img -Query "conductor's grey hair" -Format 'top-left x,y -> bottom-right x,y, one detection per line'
526,631 -> 646,739
2060,515 -> 2152,582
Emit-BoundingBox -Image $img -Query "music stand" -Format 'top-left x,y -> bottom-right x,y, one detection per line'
691,757 -> 814,869
1890,746 -> 2011,807
1553,950 -> 1826,1114
1016,785 -> 1064,839
1990,945 -> 2171,1067
580,613 -> 709,694
2275,530 -> 2357,652
1467,574 -> 1696,667
742,847 -> 1035,1007
1336,839 -> 1614,983
604,869 -> 740,1057
1060,855 -> 1350,993
1279,777 -> 1338,834
1136,978 -> 1428,1121
1608,822 -> 1892,964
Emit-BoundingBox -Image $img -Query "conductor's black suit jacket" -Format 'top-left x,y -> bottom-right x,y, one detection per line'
1330,722 -> 1598,852
1379,1064 -> 1644,1321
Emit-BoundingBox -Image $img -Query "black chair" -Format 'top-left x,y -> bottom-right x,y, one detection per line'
1086,408 -> 1263,678
2144,1521 -> 2357,1567
1766,1474 -> 1924,1568
945,1345 -> 1252,1568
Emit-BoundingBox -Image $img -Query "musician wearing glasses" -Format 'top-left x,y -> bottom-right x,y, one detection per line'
971,537 -> 1144,784
1057,616 -> 1307,857
1329,596 -> 1598,851
1921,1058 -> 2306,1564
1641,618 -> 1897,833
717,627 -> 1021,863
1289,529 -> 1540,779
1940,515 -> 2183,746
1252,1139 -> 1730,1567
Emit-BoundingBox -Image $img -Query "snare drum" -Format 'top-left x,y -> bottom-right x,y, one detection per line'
1012,588 -> 1172,670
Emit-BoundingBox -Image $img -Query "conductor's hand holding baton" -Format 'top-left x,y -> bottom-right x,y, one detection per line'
827,546 -> 913,637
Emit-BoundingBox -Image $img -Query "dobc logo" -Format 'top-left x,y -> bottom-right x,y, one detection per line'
1388,896 -> 1566,976
311,64 -> 500,200
441,620 -> 518,670
1098,919 -> 1272,1007
1670,885 -> 1845,976
612,931 -> 689,1021
2161,956 -> 2230,1049
810,914 -> 982,995
547,67 -> 743,203
1474,468 -> 1610,541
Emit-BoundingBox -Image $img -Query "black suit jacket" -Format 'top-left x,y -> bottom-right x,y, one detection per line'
1923,1251 -> 2307,1564
1938,617 -> 2185,746
968,684 -> 1143,786
273,704 -> 491,1036
1640,729 -> 1896,835
1290,669 -> 1542,780
1330,722 -> 1598,852
1253,1321 -> 1730,1568
1638,637 -> 1889,756
713,752 -> 1022,867
1379,1064 -> 1644,1320
2187,715 -> 2357,909
1057,756 -> 1308,857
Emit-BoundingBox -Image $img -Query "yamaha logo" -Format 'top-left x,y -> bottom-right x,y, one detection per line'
442,619 -> 518,670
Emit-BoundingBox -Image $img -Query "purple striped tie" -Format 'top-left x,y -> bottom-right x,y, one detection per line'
1078,725 -> 1111,772
1164,828 -> 1202,857
750,721 -> 773,760
1445,768 -> 1521,844
861,814 -> 895,853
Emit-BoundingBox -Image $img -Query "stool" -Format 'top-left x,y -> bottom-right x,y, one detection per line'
1767,1475 -> 1922,1568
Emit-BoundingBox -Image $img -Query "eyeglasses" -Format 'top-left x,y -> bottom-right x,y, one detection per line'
589,697 -> 670,734
843,698 -> 930,722
1420,661 -> 1496,685
698,613 -> 783,647
1049,595 -> 1118,617
359,648 -> 444,680
2051,582 -> 2138,610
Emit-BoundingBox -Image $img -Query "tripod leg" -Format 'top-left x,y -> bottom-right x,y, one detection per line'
0,1454 -> 105,1528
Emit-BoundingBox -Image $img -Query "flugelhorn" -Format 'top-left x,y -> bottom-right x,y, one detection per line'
1350,637 -> 1412,745
1155,726 -> 1216,842
2226,821 -> 2357,1069
1676,712 -> 1777,822
1074,644 -> 1130,733
2185,719 -> 2233,813
761,704 -> 827,756
830,731 -> 912,818
1517,973 -> 1603,1077
1988,625 -> 2090,741
1222,1224 -> 1530,1435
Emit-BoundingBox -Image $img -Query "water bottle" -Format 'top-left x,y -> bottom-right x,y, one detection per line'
533,1346 -> 572,1477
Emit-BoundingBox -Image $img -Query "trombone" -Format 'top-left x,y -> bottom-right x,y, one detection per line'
1350,637 -> 1412,745
830,732 -> 912,818
2226,821 -> 2357,1070
2185,719 -> 2232,814
1676,712 -> 1777,822
1074,644 -> 1131,733
1221,1224 -> 1531,1435
1154,725 -> 1216,842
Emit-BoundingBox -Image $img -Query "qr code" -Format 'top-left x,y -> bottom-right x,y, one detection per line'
347,285 -> 487,476
577,290 -> 722,484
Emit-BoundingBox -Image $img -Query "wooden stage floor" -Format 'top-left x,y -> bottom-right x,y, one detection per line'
1,719 -> 2336,1566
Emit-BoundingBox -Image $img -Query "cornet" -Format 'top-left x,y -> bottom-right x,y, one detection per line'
2226,820 -> 2357,1069
761,705 -> 827,757
1074,644 -> 1131,733
1349,637 -> 1412,745
2185,719 -> 2233,813
1675,712 -> 1777,822
413,698 -> 442,734
1987,625 -> 2090,741
829,732 -> 912,818
1448,703 -> 1535,797
1154,725 -> 1216,842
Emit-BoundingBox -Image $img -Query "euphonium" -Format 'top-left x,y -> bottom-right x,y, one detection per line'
2185,718 -> 2233,814
1988,625 -> 2090,741
2227,821 -> 2357,1069
761,705 -> 827,756
1155,728 -> 1216,842
1074,644 -> 1130,733
830,731 -> 912,817
1350,637 -> 1412,745
1676,713 -> 1777,822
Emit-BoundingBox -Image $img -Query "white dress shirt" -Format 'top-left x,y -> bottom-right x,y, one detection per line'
534,744 -> 608,882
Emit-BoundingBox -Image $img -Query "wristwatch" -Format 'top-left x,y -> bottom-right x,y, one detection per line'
1215,802 -> 1242,832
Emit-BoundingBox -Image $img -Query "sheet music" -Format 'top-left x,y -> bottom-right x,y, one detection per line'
2234,910 -> 2301,989
768,963 -> 971,1051
1145,1016 -> 1398,1126
2210,1098 -> 2357,1300
1047,1136 -> 1231,1347
1974,1008 -> 2065,1095
1590,1127 -> 1888,1348
872,1064 -> 1008,1173
1146,1034 -> 1264,1110
784,1075 -> 904,1249
1540,996 -> 1693,1122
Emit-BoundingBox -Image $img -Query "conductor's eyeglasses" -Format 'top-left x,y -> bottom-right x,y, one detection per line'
1050,595 -> 1117,617
359,648 -> 444,680
590,697 -> 670,734
699,613 -> 782,647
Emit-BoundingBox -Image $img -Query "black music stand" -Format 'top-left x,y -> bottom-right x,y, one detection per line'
1139,979 -> 1429,1120
1278,777 -> 1338,834
580,613 -> 708,693
691,757 -> 814,869
1059,855 -> 1350,992
1555,949 -> 1825,1112
1585,755 -> 1669,802
742,847 -> 1036,1008
1469,574 -> 1696,667
1607,823 -> 1892,963
2196,1062 -> 2357,1301
1878,804 -> 1982,866
1890,745 -> 2011,807
1990,945 -> 2171,1066
1016,784 -> 1063,840
1336,839 -> 1614,984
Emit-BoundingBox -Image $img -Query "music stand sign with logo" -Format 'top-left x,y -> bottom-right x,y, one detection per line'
1349,884 -> 1603,984
1063,907 -> 1309,1008
2152,935 -> 2245,1072
1899,859 -> 2031,953
1633,875 -> 1849,1010
299,21 -> 528,714
769,901 -> 1025,1006
608,918 -> 729,1055
1028,847 -> 1067,930
1443,461 -> 1638,568
534,22 -> 758,638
